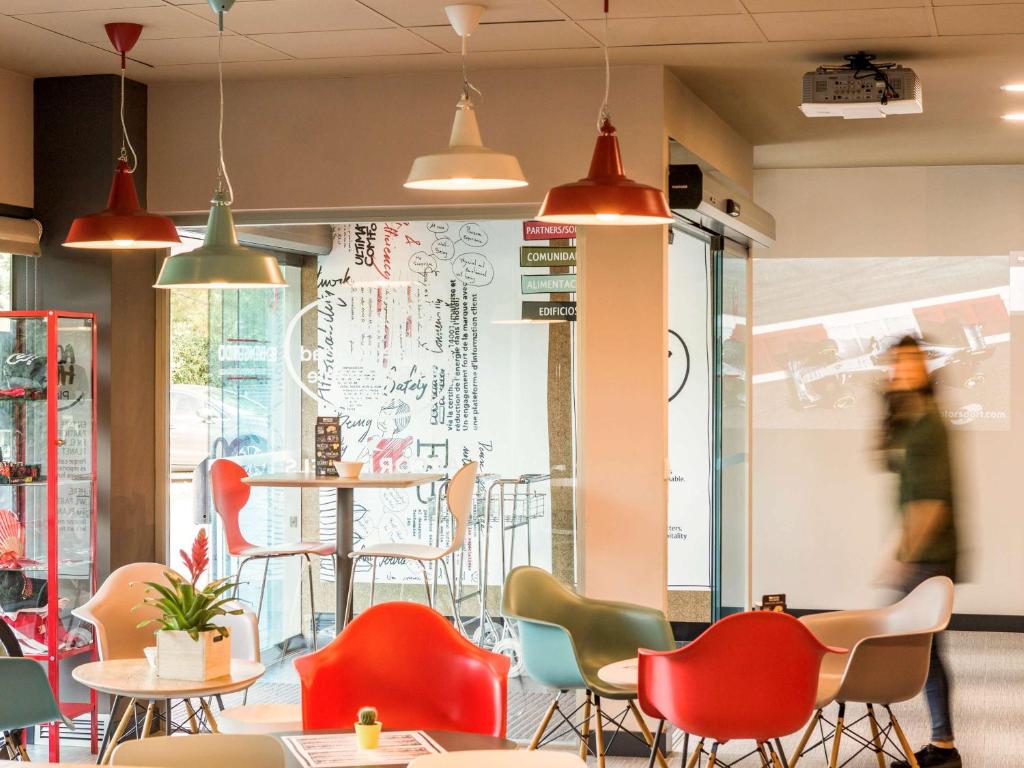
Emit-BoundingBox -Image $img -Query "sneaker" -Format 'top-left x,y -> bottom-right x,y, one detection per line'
891,744 -> 962,768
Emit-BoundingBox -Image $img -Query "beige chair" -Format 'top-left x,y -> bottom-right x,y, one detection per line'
790,576 -> 955,768
73,562 -> 173,660
343,461 -> 478,627
112,734 -> 285,768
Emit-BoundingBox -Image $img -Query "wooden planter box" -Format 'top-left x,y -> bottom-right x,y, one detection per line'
156,630 -> 231,681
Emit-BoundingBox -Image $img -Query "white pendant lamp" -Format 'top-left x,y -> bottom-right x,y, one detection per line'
405,4 -> 527,191
155,0 -> 285,289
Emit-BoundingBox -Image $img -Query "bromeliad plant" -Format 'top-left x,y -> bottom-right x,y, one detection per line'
136,528 -> 242,641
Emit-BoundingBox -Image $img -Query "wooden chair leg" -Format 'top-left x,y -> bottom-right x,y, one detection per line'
888,708 -> 921,768
686,739 -> 705,768
707,742 -> 720,768
593,695 -> 606,768
529,698 -> 559,750
579,692 -> 592,761
757,742 -> 771,767
100,697 -> 136,765
829,703 -> 846,768
867,704 -> 886,768
628,699 -> 669,768
140,702 -> 156,739
789,709 -> 820,768
184,699 -> 200,734
199,699 -> 220,734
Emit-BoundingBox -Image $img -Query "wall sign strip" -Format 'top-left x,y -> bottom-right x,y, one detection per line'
521,274 -> 577,294
522,300 -> 576,322
523,221 -> 576,241
520,246 -> 577,267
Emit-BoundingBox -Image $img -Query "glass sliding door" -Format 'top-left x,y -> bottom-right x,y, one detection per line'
167,260 -> 304,654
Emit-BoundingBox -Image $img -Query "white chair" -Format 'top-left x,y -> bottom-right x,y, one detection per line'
791,576 -> 955,768
112,734 -> 285,768
409,752 -> 586,768
343,462 -> 478,627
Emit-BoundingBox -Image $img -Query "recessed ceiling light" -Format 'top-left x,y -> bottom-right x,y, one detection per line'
1002,84 -> 1024,92
1002,112 -> 1024,121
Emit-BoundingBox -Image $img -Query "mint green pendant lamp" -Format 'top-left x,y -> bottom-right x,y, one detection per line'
154,0 -> 284,289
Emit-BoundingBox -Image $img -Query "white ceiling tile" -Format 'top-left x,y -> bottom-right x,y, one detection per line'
0,0 -> 161,11
934,4 -> 1024,34
14,5 -> 218,43
0,13 -> 117,77
578,14 -> 763,46
133,34 -> 289,65
753,7 -> 932,41
414,19 -> 595,52
743,0 -> 924,9
179,0 -> 395,35
551,0 -> 746,19
249,27 -> 440,58
358,0 -> 565,27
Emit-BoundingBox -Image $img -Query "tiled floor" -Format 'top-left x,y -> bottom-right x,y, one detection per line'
28,630 -> 1024,766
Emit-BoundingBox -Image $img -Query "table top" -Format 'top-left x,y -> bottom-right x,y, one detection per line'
597,657 -> 639,688
72,658 -> 265,699
243,472 -> 444,489
276,729 -> 517,768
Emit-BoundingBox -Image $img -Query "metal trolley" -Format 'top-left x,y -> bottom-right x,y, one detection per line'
433,473 -> 550,677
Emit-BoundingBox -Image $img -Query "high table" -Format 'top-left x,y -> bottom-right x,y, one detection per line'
242,472 -> 444,625
72,658 -> 265,764
275,729 -> 517,768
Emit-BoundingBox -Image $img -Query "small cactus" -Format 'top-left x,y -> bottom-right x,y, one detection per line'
358,707 -> 378,726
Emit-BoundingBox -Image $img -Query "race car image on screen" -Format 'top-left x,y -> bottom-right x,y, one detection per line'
788,324 -> 992,410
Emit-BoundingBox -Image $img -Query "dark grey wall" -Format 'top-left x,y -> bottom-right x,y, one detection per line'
27,74 -> 158,579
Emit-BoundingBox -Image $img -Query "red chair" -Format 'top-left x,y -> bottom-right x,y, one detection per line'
210,458 -> 335,650
294,602 -> 510,737
638,612 -> 845,768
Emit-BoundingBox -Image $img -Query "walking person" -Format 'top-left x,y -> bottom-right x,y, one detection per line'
879,336 -> 961,768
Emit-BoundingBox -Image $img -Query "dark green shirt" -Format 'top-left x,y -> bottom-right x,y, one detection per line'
886,409 -> 958,574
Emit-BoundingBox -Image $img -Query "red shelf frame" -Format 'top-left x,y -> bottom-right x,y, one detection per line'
0,310 -> 98,762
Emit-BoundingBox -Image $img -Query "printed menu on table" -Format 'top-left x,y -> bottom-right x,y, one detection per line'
281,731 -> 445,768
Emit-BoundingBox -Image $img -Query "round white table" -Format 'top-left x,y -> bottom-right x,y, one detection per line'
597,657 -> 639,688
73,658 -> 265,764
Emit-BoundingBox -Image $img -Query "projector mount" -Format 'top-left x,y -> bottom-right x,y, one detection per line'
816,51 -> 900,105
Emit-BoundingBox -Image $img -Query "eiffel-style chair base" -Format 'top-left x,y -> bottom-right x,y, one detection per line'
788,703 -> 921,768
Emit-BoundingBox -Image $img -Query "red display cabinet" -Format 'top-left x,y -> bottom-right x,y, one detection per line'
0,311 -> 97,761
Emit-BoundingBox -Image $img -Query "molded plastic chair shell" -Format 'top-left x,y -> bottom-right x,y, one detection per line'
213,600 -> 260,663
800,575 -> 954,708
0,657 -> 72,733
501,565 -> 674,698
638,612 -> 844,744
72,562 -> 177,660
112,734 -> 285,768
295,602 -> 509,736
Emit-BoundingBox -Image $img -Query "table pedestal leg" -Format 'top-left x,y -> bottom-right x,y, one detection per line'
336,487 -> 354,626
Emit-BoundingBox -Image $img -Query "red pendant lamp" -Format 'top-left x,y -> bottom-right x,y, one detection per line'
65,23 -> 181,250
536,1 -> 672,226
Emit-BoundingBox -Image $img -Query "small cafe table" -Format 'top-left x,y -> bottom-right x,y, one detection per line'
242,472 -> 444,623
274,729 -> 517,768
73,658 -> 265,763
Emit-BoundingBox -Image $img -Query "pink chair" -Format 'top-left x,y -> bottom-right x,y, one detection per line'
210,458 -> 335,649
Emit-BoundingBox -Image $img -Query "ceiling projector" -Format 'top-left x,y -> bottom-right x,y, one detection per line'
800,52 -> 922,119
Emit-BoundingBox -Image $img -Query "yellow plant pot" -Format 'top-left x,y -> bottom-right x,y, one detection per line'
354,722 -> 382,750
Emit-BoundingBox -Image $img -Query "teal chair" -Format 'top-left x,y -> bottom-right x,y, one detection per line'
502,566 -> 674,768
0,657 -> 71,760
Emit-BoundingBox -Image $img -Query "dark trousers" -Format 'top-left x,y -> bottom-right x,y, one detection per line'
898,562 -> 955,742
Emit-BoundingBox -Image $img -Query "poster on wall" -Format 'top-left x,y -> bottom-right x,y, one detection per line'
310,221 -> 555,585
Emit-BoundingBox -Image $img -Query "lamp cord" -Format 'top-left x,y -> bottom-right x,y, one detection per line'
119,64 -> 138,172
217,28 -> 234,205
460,34 -> 481,101
597,0 -> 610,129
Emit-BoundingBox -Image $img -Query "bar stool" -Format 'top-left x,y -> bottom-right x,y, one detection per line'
210,459 -> 334,650
343,461 -> 477,628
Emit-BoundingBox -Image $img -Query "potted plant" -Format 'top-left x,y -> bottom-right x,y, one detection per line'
136,528 -> 241,681
354,707 -> 382,750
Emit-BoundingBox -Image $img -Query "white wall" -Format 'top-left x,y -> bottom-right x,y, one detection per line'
0,67 -> 32,208
752,165 -> 1024,616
